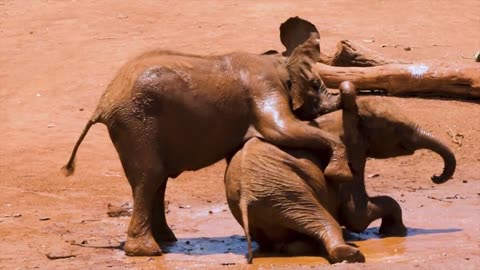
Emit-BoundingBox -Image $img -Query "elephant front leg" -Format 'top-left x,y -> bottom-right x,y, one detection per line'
254,100 -> 353,183
368,196 -> 407,237
342,196 -> 406,237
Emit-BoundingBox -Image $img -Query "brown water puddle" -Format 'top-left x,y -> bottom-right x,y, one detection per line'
136,203 -> 473,267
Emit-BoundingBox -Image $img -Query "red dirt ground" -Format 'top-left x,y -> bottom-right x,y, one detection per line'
1,1 -> 479,269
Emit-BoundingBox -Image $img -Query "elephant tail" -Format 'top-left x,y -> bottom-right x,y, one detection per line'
61,112 -> 102,176
240,198 -> 253,264
415,126 -> 456,184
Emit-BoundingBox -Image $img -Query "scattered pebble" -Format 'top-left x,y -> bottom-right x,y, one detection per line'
462,180 -> 468,183
107,202 -> 132,217
39,217 -> 50,221
362,39 -> 375,43
179,205 -> 191,209
103,170 -> 122,177
404,47 -> 412,51
47,123 -> 56,128
36,93 -> 41,97
367,173 -> 379,178
45,251 -> 76,260
208,210 -> 213,214
221,262 -> 236,266
79,108 -> 84,111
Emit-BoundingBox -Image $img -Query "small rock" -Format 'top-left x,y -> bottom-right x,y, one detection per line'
36,93 -> 41,97
208,210 -> 213,214
462,180 -> 468,183
47,123 -> 56,128
117,14 -> 128,19
404,47 -> 412,51
185,240 -> 190,245
362,39 -> 375,43
46,250 -> 76,260
367,173 -> 380,178
475,51 -> 480,62
107,202 -> 132,217
13,213 -> 22,218
29,31 -> 34,34
442,252 -> 447,256
179,205 -> 191,209
79,108 -> 84,111
103,170 -> 122,177
221,262 -> 236,266
39,217 -> 50,221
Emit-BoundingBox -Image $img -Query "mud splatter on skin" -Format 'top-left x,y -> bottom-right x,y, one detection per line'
407,64 -> 429,79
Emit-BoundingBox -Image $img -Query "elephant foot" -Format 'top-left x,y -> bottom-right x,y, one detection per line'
125,234 -> 162,256
153,226 -> 178,243
379,222 -> 407,237
324,158 -> 353,183
330,244 -> 365,263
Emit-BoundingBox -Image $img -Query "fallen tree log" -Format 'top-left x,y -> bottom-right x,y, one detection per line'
279,16 -> 480,99
313,62 -> 480,98
319,40 -> 410,67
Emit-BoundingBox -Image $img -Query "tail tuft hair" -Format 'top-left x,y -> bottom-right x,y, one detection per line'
61,161 -> 75,176
61,116 -> 98,177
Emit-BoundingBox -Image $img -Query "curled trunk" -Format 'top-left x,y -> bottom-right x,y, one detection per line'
317,78 -> 341,114
414,127 -> 456,183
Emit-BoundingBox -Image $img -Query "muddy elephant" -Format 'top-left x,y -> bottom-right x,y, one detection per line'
225,83 -> 456,263
62,33 -> 355,256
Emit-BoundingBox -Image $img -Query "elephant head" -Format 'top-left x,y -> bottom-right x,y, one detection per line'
285,32 -> 322,120
356,98 -> 456,184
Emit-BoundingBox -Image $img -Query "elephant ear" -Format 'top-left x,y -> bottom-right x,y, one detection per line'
280,17 -> 319,57
286,32 -> 321,111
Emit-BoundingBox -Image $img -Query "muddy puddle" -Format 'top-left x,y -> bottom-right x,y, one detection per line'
132,201 -> 478,268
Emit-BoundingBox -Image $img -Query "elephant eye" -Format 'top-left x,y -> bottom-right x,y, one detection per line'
311,79 -> 321,92
286,79 -> 292,89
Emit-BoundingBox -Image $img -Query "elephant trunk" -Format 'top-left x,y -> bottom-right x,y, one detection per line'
413,126 -> 456,184
317,78 -> 342,114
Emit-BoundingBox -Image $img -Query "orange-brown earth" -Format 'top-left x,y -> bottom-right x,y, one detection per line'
0,1 -> 479,269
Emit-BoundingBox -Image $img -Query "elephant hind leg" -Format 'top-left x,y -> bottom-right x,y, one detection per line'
152,179 -> 177,243
108,116 -> 168,256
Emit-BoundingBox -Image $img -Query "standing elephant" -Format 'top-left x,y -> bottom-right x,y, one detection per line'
225,83 -> 456,263
62,33 -> 354,256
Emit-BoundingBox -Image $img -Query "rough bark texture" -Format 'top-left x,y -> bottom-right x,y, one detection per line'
313,62 -> 480,98
319,40 -> 410,67
277,16 -> 480,99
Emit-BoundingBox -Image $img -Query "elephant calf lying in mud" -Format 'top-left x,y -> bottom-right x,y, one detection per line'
225,86 -> 456,263
62,33 -> 355,256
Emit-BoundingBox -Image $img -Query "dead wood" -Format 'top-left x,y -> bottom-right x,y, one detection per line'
319,40 -> 410,67
313,62 -> 480,98
278,16 -> 480,99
